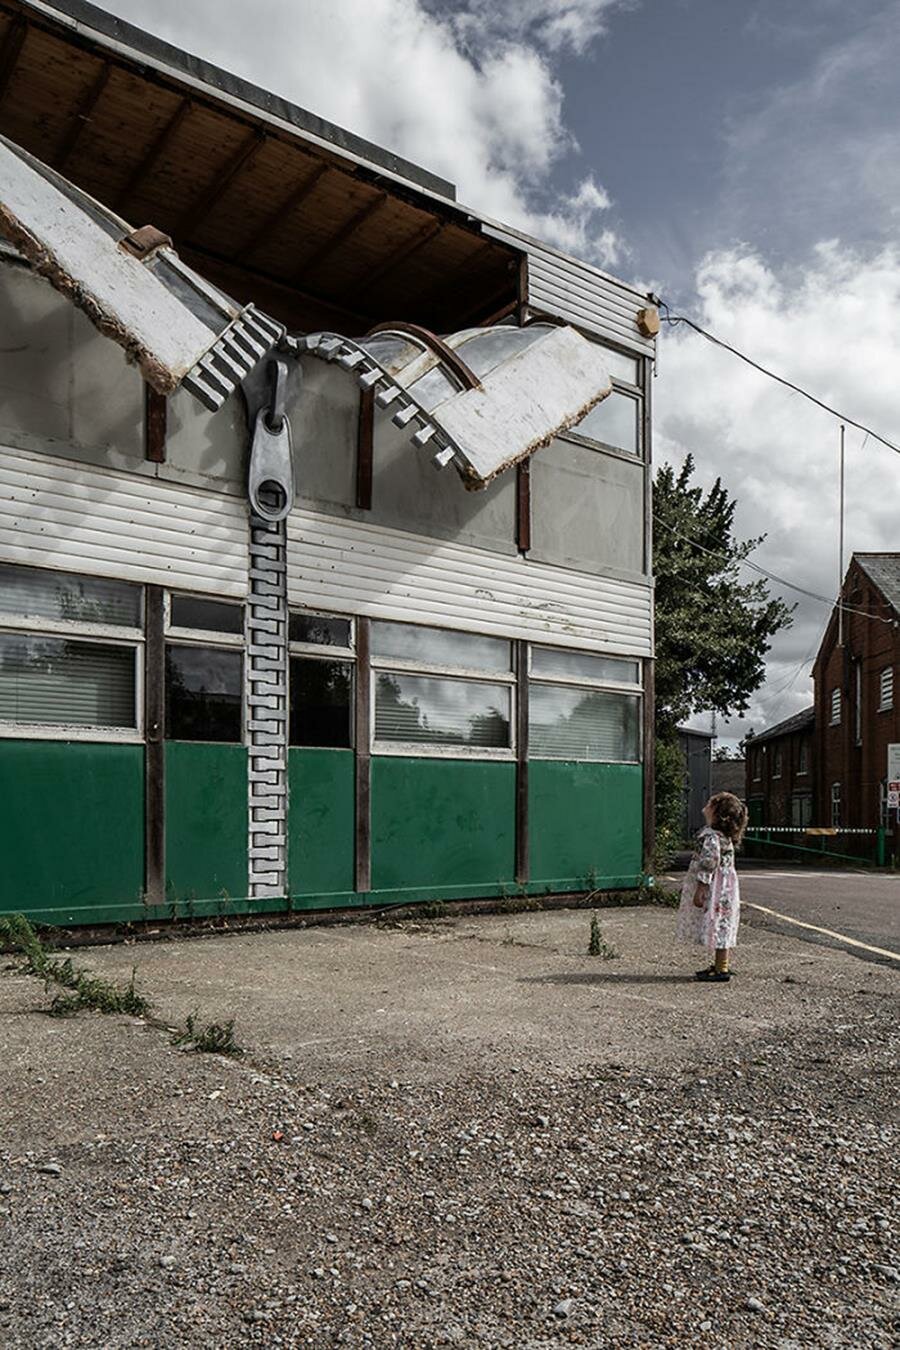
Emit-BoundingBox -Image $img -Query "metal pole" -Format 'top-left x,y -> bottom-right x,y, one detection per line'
838,423 -> 845,647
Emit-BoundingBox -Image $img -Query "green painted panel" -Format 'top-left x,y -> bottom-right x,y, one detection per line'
0,740 -> 143,918
288,748 -> 355,897
372,756 -> 515,891
529,761 -> 643,885
165,742 -> 247,905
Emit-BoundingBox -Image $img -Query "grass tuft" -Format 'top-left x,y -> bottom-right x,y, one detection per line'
0,914 -> 150,1016
172,1011 -> 242,1056
588,912 -> 618,959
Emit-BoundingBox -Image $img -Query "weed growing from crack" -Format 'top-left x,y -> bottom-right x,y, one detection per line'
172,1011 -> 242,1056
0,914 -> 150,1016
588,913 -> 618,959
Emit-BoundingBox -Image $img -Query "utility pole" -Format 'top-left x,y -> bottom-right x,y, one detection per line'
838,423 -> 845,647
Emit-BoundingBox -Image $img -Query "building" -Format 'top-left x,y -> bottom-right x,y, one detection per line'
745,708 -> 815,828
813,554 -> 899,829
711,757 -> 745,799
0,0 -> 657,929
677,725 -> 713,839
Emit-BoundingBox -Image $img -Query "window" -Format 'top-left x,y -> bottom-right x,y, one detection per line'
752,750 -> 761,782
563,343 -> 642,457
530,684 -> 639,761
529,643 -> 642,763
830,688 -> 841,725
371,620 -> 514,755
165,591 -> 244,743
289,610 -> 355,749
165,645 -> 242,743
831,782 -> 841,828
791,794 -> 812,829
530,646 -> 640,686
290,658 -> 353,748
375,672 -> 511,748
772,745 -> 782,779
169,594 -> 243,636
854,660 -> 862,745
798,738 -> 809,775
0,563 -> 142,736
880,666 -> 894,711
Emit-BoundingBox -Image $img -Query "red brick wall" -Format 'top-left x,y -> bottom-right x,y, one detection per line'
745,726 -> 815,826
813,563 -> 899,827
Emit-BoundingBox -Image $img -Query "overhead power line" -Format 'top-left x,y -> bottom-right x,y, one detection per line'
653,515 -> 895,625
656,301 -> 900,459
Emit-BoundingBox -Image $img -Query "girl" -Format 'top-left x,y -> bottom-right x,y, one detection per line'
677,791 -> 748,982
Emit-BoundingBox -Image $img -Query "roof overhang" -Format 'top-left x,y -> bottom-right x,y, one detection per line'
0,0 -> 521,333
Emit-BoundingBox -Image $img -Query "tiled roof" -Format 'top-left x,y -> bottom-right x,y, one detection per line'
854,554 -> 900,615
749,706 -> 815,744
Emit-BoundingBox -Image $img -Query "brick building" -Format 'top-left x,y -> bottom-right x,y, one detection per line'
745,708 -> 815,827
812,554 -> 899,829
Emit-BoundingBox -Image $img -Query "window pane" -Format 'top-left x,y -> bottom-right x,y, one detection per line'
569,389 -> 639,453
372,621 -> 511,673
0,562 -> 141,627
166,645 -> 242,743
531,646 -> 640,685
0,633 -> 136,727
451,325 -> 544,377
290,657 -> 353,748
375,672 -> 511,747
289,612 -> 352,648
530,684 -> 640,761
170,594 -> 244,635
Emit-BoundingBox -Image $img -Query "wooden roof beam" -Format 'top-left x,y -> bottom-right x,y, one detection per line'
355,217 -> 442,297
176,128 -> 266,240
114,96 -> 192,214
53,60 -> 111,172
0,14 -> 26,107
238,160 -> 329,262
293,191 -> 387,283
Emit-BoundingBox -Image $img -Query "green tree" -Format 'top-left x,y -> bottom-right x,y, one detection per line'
653,457 -> 792,853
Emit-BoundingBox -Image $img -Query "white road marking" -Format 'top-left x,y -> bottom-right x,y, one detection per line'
744,902 -> 900,963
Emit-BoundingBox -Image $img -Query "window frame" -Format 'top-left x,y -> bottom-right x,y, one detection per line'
798,738 -> 809,776
164,590 -> 247,745
772,744 -> 782,779
557,340 -> 644,461
289,609 -> 355,659
0,564 -> 145,742
369,620 -> 516,759
527,679 -> 642,764
164,591 -> 245,650
831,781 -> 841,828
830,687 -> 841,725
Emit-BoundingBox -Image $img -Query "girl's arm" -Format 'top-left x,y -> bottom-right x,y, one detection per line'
693,830 -> 721,907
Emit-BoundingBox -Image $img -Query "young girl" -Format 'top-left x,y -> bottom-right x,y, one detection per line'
677,791 -> 748,982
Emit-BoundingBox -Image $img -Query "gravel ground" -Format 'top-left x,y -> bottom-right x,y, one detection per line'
0,906 -> 897,1348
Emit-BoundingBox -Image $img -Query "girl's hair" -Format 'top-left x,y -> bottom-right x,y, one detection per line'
708,791 -> 748,847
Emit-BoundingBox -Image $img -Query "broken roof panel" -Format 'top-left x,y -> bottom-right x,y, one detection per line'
0,133 -> 283,405
296,322 -> 612,487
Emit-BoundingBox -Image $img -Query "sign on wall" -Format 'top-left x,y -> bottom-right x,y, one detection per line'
889,744 -> 900,783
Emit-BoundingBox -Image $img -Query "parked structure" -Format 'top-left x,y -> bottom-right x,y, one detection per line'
813,554 -> 899,829
745,709 -> 815,828
0,0 -> 657,927
677,725 -> 713,839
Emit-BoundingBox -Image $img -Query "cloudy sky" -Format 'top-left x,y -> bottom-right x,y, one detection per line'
100,0 -> 900,742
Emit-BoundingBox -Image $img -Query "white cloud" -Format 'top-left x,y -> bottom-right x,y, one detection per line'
655,241 -> 900,741
443,0 -> 628,56
96,0 -> 624,265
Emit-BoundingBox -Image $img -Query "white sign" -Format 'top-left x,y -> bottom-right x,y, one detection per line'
888,781 -> 900,811
889,744 -> 900,783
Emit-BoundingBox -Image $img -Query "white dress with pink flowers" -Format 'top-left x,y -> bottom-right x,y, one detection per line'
676,826 -> 741,952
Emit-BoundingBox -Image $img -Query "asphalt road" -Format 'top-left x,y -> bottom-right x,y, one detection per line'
672,864 -> 900,968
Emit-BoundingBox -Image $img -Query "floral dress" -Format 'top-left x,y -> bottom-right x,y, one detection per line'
676,827 -> 740,952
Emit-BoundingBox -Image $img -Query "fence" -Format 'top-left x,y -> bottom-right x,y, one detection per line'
744,826 -> 889,868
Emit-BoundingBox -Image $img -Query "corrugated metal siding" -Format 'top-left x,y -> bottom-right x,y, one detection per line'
0,446 -> 248,595
288,509 -> 652,657
484,224 -> 655,358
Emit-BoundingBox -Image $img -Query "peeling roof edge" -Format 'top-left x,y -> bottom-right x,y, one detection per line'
15,0 -> 457,202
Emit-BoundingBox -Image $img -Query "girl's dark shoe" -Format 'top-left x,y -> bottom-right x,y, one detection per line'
695,965 -> 731,982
